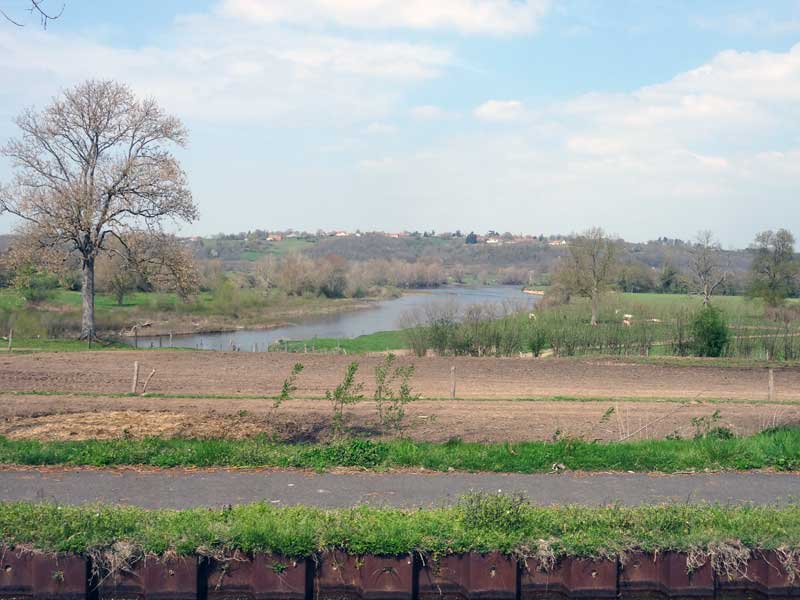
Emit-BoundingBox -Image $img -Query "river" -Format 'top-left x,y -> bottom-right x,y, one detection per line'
137,286 -> 539,351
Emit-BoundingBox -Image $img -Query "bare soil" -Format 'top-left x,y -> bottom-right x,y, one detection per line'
2,351 -> 798,443
2,351 -> 798,400
1,396 -> 798,443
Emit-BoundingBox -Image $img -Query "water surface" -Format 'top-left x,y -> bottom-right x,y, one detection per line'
138,286 -> 538,351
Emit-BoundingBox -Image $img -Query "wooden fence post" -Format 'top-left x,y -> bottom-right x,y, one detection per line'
769,368 -> 775,402
450,365 -> 456,400
131,361 -> 139,394
7,328 -> 11,353
141,369 -> 156,394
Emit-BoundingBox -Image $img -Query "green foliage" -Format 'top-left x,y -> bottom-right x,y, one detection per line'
319,439 -> 387,467
326,361 -> 364,437
458,492 -> 528,531
275,363 -> 304,408
527,324 -> 547,357
1,427 -> 798,472
277,331 -> 407,354
13,267 -> 60,304
691,306 -> 729,357
373,354 -> 419,432
690,410 -> 734,440
2,500 -> 800,559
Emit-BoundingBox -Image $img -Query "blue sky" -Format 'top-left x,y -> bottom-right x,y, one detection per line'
1,0 -> 799,246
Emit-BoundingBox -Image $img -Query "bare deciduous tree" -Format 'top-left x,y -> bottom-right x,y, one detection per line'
689,230 -> 728,306
747,228 -> 798,307
0,79 -> 198,338
1,0 -> 64,28
554,227 -> 618,325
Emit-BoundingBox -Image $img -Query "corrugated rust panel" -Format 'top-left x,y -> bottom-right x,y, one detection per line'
98,556 -> 197,600
315,552 -> 413,600
315,551 -> 362,600
0,551 -> 85,600
716,551 -> 800,598
360,555 -> 412,600
521,557 -> 616,599
207,553 -> 306,600
619,551 -> 714,599
418,552 -> 516,600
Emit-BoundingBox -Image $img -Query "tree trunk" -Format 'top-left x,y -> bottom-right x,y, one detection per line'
80,256 -> 96,340
591,289 -> 599,326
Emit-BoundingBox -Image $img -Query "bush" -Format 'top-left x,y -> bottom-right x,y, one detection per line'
691,306 -> 729,357
14,267 -> 60,304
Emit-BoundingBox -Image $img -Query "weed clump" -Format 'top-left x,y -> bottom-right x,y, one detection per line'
458,492 -> 528,531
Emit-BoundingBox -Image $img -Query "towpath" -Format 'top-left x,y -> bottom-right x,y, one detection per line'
0,469 -> 796,509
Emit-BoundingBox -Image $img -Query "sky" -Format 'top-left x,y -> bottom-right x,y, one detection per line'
0,0 -> 799,247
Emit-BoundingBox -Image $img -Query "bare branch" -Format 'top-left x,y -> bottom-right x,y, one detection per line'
1,79 -> 197,338
2,1 -> 64,28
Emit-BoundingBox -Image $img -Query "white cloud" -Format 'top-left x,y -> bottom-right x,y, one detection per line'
342,44 -> 800,244
410,105 -> 447,119
474,99 -> 526,121
365,122 -> 397,135
693,12 -> 800,36
222,0 -> 551,35
0,16 -> 452,124
358,157 -> 396,169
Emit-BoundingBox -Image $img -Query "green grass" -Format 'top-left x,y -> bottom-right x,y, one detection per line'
0,288 -> 185,310
1,427 -> 797,472
3,338 -> 131,353
6,389 -> 800,406
276,330 -> 407,353
1,499 -> 799,558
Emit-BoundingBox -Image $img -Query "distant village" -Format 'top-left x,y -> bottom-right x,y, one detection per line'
189,229 -> 572,247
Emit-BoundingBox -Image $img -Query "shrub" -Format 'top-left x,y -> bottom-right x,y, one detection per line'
14,267 -> 60,304
326,361 -> 364,437
526,324 -> 547,357
274,363 -> 304,408
373,354 -> 419,432
691,306 -> 729,357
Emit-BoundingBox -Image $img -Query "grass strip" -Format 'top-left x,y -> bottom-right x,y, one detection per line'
274,330 -> 407,354
1,428 -> 798,472
1,499 -> 799,558
6,389 -> 800,406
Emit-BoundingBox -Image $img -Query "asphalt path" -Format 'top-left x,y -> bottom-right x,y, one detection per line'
0,469 -> 797,509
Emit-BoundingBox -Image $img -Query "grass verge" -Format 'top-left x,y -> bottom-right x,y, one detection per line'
1,498 -> 799,558
5,389 -> 800,406
3,338 -> 133,353
273,330 -> 407,353
1,427 -> 797,472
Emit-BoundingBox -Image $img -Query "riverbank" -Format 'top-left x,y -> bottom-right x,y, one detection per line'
0,287 -> 396,340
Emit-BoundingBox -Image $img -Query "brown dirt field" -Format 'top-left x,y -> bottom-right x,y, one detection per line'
2,351 -> 799,400
1,395 -> 798,443
2,351 -> 798,443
